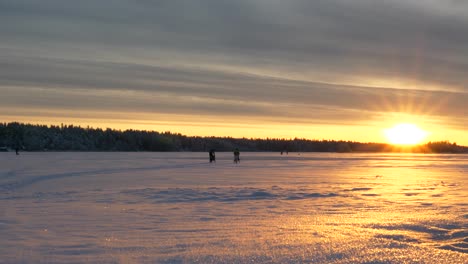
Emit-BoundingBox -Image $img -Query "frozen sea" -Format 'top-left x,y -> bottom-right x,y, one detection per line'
0,152 -> 467,263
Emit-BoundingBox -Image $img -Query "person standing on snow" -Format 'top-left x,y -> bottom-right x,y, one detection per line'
233,148 -> 240,164
209,149 -> 216,163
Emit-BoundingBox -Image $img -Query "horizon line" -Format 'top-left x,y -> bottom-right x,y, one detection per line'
3,121 -> 465,148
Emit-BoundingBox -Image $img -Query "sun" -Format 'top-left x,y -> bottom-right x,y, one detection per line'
384,123 -> 429,145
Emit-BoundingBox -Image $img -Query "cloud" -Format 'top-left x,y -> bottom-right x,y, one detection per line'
1,0 -> 467,131
1,55 -> 467,128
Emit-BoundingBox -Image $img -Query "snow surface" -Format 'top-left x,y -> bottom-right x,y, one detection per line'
0,152 -> 467,263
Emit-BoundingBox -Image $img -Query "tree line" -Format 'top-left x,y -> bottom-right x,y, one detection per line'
0,122 -> 467,153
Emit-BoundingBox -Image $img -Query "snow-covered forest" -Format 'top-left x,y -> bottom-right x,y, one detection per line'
1,122 -> 466,153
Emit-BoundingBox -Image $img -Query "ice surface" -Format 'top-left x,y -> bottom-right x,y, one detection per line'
0,152 -> 467,263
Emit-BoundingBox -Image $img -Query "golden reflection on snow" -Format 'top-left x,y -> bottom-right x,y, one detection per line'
0,152 -> 466,263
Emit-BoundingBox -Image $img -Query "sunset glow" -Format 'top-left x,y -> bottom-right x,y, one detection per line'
384,124 -> 429,145
1,1 -> 467,145
1,1 -> 468,263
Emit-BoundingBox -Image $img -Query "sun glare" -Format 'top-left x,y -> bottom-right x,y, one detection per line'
384,123 -> 428,145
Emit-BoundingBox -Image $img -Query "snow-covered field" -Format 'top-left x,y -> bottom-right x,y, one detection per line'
0,152 -> 467,263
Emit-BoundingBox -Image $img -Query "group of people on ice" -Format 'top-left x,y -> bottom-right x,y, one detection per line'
209,148 -> 240,164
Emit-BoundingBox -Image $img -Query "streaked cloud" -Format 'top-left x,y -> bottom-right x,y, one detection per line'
1,0 -> 467,142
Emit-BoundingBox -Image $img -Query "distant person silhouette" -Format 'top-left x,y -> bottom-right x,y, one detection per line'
209,149 -> 216,163
233,148 -> 240,164
15,147 -> 19,155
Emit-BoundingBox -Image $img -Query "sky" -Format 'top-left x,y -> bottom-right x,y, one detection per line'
1,0 -> 467,145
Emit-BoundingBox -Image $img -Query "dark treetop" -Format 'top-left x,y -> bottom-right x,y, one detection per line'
1,122 -> 466,153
